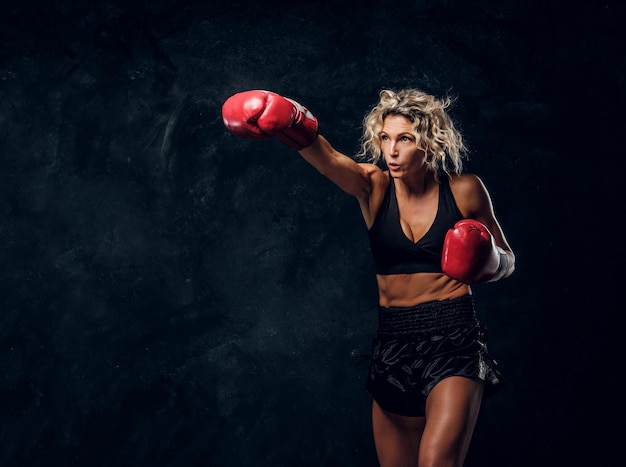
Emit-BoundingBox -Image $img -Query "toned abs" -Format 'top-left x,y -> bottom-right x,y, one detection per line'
376,272 -> 470,307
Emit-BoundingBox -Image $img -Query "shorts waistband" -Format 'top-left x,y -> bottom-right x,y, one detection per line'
377,295 -> 478,337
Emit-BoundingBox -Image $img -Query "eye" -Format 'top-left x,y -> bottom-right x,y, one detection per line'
380,134 -> 389,141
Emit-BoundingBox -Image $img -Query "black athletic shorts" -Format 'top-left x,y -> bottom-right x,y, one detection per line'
364,295 -> 503,417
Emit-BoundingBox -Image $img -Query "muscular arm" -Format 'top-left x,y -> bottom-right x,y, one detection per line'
299,135 -> 385,227
299,136 -> 372,197
450,174 -> 516,279
221,90 -> 385,226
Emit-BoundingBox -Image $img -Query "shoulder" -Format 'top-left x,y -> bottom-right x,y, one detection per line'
358,162 -> 384,176
448,172 -> 485,191
447,173 -> 492,217
356,162 -> 388,189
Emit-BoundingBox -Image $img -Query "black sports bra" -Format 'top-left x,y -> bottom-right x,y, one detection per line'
367,174 -> 464,275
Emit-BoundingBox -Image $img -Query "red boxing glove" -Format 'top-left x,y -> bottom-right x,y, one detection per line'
442,219 -> 507,284
221,90 -> 319,150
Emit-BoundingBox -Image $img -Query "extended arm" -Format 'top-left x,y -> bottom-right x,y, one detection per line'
222,90 -> 377,202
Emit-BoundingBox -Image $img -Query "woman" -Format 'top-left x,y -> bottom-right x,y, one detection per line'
221,88 -> 515,467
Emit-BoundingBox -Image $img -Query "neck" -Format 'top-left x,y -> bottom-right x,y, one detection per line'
393,168 -> 435,197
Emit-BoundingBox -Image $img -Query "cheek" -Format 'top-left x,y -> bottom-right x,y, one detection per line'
404,147 -> 427,163
399,143 -> 418,154
379,140 -> 389,155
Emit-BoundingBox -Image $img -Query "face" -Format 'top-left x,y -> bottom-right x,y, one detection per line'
379,114 -> 427,177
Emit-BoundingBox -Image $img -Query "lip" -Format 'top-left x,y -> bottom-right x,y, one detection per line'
387,163 -> 401,170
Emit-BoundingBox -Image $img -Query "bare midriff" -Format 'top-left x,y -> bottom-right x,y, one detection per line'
376,272 -> 471,308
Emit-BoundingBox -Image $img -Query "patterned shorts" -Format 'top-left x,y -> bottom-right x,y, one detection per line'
364,295 -> 503,417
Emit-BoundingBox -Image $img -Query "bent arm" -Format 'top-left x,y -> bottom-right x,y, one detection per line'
451,174 -> 516,280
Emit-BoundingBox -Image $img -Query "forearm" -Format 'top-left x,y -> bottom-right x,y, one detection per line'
299,135 -> 344,174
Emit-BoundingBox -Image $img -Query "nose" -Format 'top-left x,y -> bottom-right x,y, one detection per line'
388,140 -> 399,156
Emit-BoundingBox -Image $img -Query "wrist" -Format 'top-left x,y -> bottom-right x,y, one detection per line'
273,100 -> 319,150
488,248 -> 509,282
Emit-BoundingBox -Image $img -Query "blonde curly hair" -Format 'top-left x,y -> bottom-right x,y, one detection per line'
358,89 -> 467,179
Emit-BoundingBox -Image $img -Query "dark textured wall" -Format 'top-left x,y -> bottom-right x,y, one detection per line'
1,0 -> 623,466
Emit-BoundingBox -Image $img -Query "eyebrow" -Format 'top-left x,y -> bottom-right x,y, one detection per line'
380,131 -> 414,137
